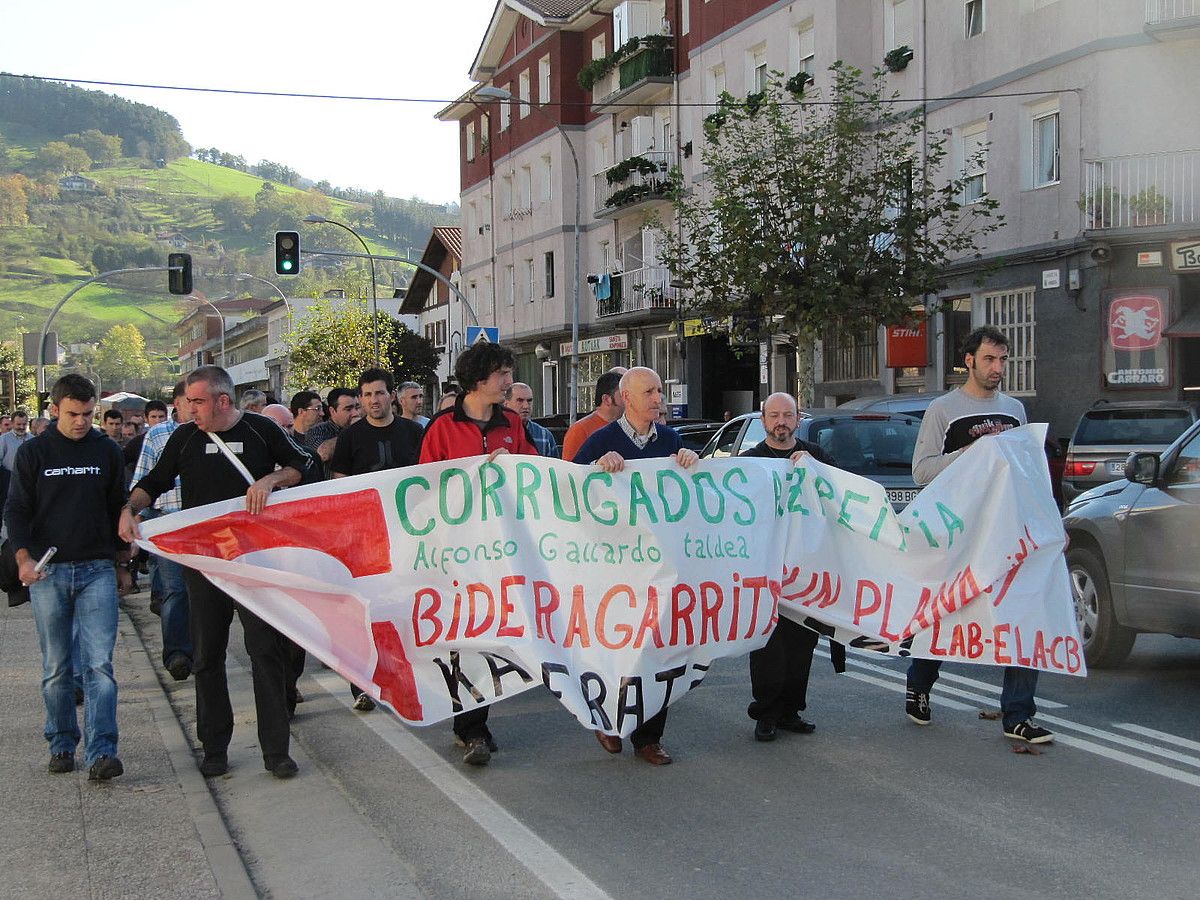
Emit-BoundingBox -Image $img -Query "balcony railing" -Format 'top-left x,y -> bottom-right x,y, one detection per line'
591,40 -> 674,109
1146,0 -> 1199,24
1082,150 -> 1200,229
597,266 -> 677,318
594,150 -> 674,216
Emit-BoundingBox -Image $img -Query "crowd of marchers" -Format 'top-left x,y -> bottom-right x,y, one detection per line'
3,325 -> 1054,785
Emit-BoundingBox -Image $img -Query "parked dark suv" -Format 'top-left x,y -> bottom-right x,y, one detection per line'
1062,400 -> 1198,502
1063,418 -> 1200,666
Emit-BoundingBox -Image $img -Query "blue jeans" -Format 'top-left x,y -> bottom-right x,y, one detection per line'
30,559 -> 120,765
150,553 -> 192,664
907,658 -> 1038,730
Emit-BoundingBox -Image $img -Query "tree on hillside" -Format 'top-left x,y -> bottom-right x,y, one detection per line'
65,130 -> 124,166
283,299 -> 405,389
658,63 -> 1004,401
94,324 -> 151,385
91,235 -> 161,272
36,141 -> 92,176
211,194 -> 254,232
0,174 -> 30,226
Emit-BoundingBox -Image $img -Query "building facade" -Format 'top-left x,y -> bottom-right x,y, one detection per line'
442,0 -> 1200,436
400,226 -> 463,398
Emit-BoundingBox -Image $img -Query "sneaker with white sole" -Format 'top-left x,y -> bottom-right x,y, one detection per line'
1004,720 -> 1054,744
352,693 -> 376,712
905,689 -> 931,725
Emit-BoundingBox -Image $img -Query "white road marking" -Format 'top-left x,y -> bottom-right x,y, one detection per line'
1114,724 -> 1200,754
820,651 -> 1200,789
311,671 -> 613,900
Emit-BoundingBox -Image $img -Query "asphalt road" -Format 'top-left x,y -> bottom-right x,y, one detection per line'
201,622 -> 1200,900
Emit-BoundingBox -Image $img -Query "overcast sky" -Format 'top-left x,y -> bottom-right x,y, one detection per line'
0,0 -> 498,204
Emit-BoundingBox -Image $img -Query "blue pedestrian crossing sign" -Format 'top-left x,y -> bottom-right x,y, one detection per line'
467,326 -> 500,346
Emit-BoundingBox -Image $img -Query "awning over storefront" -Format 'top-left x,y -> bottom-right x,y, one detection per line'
1164,307 -> 1200,338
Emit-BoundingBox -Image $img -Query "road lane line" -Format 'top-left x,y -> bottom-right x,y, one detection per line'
1114,724 -> 1200,754
312,671 -> 613,900
1032,714 -> 1200,769
1050,734 -> 1200,788
842,671 -> 978,711
835,648 -> 1068,708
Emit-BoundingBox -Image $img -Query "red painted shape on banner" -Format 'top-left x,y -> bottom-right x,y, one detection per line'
370,620 -> 424,719
151,490 -> 391,577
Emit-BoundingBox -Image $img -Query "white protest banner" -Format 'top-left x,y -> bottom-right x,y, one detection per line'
137,424 -> 1082,737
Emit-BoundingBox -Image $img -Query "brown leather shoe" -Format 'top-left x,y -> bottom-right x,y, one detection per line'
595,730 -> 622,754
634,743 -> 673,766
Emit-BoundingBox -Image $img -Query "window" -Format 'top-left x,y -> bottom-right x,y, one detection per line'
540,154 -> 553,203
1033,111 -> 1059,187
505,265 -> 515,307
519,71 -> 531,118
982,287 -> 1036,394
544,251 -> 555,298
538,55 -> 551,105
593,138 -> 612,175
591,34 -> 606,61
653,334 -> 678,384
790,22 -> 815,77
519,166 -> 532,210
499,83 -> 511,130
748,43 -> 768,94
466,122 -> 476,161
885,0 -> 914,50
500,174 -> 513,216
962,125 -> 988,203
525,259 -> 535,302
941,296 -> 973,383
965,0 -> 984,37
468,200 -> 477,235
480,113 -> 490,152
1167,431 -> 1200,486
822,322 -> 880,382
577,353 -> 610,413
709,64 -> 726,104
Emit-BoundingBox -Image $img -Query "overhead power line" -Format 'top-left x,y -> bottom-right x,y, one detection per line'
2,72 -> 1072,108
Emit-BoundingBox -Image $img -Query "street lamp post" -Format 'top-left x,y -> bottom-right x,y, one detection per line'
236,273 -> 291,314
475,85 -> 582,423
303,215 -> 379,365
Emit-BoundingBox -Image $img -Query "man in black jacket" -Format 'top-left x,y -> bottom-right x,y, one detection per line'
119,366 -> 312,780
740,391 -> 834,743
5,374 -> 130,780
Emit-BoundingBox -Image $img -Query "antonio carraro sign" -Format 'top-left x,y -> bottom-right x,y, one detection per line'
138,425 -> 1082,738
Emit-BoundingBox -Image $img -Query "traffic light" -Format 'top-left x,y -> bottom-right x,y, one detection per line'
168,253 -> 193,295
275,231 -> 301,275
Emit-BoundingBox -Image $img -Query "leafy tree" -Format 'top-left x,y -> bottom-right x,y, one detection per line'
91,235 -> 161,272
36,141 -> 92,176
211,194 -> 254,232
658,63 -> 1004,400
0,342 -> 37,413
0,174 -> 30,225
94,323 -> 151,384
65,130 -> 123,166
386,325 -> 442,388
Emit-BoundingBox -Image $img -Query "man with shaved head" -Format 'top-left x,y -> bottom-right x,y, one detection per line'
504,382 -> 559,458
740,391 -> 834,742
573,366 -> 699,766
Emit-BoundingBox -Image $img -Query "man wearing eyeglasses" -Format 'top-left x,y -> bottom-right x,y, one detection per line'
289,391 -> 323,445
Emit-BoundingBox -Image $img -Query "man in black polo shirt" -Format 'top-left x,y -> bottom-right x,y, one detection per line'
119,366 -> 312,780
740,391 -> 834,743
330,367 -> 422,711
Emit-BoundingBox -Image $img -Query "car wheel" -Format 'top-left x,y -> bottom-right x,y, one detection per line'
1067,546 -> 1136,668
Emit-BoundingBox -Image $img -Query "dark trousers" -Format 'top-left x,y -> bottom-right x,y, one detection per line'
907,658 -> 1039,730
747,616 -> 819,723
184,570 -> 291,762
453,707 -> 491,742
630,709 -> 667,749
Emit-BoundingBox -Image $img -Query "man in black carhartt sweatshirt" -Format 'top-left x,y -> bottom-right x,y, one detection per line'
5,374 -> 129,781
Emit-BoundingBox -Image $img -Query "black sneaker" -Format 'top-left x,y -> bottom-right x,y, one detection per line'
462,737 -> 491,766
199,752 -> 229,777
265,756 -> 298,779
165,654 -> 192,682
777,715 -> 816,735
454,734 -> 499,752
905,689 -> 932,725
754,720 -> 777,742
1004,720 -> 1054,744
48,752 -> 75,774
88,756 -> 124,781
352,692 -> 376,712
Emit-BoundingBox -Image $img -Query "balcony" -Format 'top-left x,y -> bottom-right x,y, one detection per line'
1082,150 -> 1200,230
594,150 -> 674,217
596,266 -> 677,320
1145,0 -> 1200,38
591,40 -> 674,113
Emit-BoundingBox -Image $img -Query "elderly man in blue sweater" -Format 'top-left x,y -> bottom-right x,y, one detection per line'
574,366 -> 699,765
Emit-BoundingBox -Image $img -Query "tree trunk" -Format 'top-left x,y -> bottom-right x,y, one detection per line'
794,336 -> 816,409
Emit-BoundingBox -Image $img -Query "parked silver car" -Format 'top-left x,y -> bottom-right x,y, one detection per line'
1063,418 -> 1200,667
699,410 -> 923,510
836,391 -> 946,420
1062,400 -> 1198,502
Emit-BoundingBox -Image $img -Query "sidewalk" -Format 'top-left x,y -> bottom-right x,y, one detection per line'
0,592 -> 253,900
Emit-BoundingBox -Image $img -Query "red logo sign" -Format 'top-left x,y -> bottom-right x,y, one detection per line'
886,317 -> 928,368
1108,296 -> 1163,351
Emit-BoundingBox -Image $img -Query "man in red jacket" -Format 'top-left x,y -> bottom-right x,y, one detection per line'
420,341 -> 537,765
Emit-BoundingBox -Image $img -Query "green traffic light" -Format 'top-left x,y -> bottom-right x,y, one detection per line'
282,260 -> 293,271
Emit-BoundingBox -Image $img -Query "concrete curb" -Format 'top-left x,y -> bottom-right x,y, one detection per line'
121,608 -> 258,900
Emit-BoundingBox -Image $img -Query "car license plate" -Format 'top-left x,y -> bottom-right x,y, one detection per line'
887,489 -> 919,506
1107,461 -> 1126,475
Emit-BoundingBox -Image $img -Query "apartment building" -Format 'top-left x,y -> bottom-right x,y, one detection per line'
399,226 -> 463,396
443,0 -> 1200,435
